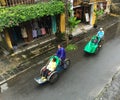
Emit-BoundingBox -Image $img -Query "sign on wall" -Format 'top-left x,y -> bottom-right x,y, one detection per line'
85,13 -> 90,22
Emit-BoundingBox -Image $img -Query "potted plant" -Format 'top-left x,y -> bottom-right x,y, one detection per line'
94,9 -> 104,28
68,16 -> 81,40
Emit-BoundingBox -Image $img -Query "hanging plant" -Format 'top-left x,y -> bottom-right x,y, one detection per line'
0,0 -> 64,32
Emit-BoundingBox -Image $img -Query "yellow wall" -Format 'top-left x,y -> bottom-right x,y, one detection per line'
60,13 -> 65,33
4,30 -> 13,49
0,0 -> 6,6
91,3 -> 97,25
91,0 -> 109,25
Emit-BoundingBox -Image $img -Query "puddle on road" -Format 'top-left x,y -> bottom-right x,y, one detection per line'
0,83 -> 8,93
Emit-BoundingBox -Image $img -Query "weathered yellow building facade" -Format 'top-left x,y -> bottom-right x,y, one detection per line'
0,0 -> 111,51
90,0 -> 111,25
71,0 -> 110,25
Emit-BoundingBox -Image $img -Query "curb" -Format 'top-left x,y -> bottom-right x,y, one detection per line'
95,67 -> 120,100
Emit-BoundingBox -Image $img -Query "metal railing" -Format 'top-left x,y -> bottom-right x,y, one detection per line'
0,0 -> 48,7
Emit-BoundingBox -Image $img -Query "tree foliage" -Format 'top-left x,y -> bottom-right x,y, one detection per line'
0,0 -> 64,32
68,16 -> 81,29
94,9 -> 104,24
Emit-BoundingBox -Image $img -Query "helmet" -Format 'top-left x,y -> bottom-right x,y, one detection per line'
100,28 -> 103,31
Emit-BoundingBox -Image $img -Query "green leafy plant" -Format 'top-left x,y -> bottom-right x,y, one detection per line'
63,1 -> 81,44
67,1 -> 81,33
68,16 -> 81,29
65,44 -> 78,52
68,16 -> 81,35
94,9 -> 104,24
0,0 -> 64,32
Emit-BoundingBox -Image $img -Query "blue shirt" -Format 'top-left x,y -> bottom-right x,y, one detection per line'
97,31 -> 104,39
56,47 -> 66,60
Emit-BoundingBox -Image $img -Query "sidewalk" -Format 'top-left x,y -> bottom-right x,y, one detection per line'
0,35 -> 57,84
0,14 -> 119,85
71,23 -> 93,36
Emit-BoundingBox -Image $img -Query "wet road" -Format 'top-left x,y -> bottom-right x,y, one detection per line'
1,36 -> 120,100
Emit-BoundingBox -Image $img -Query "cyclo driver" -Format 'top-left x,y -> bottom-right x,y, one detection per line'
56,44 -> 66,65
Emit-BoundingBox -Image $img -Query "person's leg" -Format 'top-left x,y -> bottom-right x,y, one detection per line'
99,38 -> 104,47
44,69 -> 50,78
60,58 -> 66,67
60,59 -> 63,66
41,69 -> 49,81
42,70 -> 46,77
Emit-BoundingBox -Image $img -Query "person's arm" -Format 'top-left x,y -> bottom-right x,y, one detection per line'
96,31 -> 99,36
60,48 -> 64,59
56,49 -> 59,56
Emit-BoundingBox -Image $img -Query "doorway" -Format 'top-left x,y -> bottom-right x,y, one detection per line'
74,4 -> 91,24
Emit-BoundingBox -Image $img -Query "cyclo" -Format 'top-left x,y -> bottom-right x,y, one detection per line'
34,56 -> 70,84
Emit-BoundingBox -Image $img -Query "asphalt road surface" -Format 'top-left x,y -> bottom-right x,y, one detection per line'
0,36 -> 120,100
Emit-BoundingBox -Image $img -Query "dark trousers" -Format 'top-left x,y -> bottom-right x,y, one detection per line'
43,69 -> 50,78
60,59 -> 65,66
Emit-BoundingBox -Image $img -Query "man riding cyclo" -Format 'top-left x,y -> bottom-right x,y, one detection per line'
41,44 -> 66,81
97,27 -> 104,39
92,28 -> 104,44
56,44 -> 66,65
96,27 -> 104,47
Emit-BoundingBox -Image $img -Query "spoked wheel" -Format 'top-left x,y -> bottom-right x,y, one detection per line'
63,59 -> 70,69
49,72 -> 59,84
